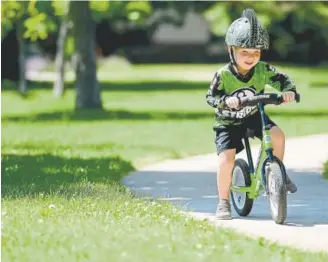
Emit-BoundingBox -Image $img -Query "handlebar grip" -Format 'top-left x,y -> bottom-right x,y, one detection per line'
295,93 -> 300,103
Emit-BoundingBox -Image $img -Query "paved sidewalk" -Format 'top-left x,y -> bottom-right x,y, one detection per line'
123,134 -> 328,253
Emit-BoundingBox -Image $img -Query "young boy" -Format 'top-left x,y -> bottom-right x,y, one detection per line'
205,9 -> 298,220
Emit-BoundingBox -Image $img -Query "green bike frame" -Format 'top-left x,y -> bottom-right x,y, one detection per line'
231,103 -> 276,199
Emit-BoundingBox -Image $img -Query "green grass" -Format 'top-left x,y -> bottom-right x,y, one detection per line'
4,185 -> 327,262
2,64 -> 328,261
2,152 -> 328,262
2,88 -> 328,168
323,161 -> 328,180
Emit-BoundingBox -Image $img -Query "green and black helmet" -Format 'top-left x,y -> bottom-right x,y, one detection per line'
225,8 -> 269,50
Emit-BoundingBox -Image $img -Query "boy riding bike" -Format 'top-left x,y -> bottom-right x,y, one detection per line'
205,8 -> 298,220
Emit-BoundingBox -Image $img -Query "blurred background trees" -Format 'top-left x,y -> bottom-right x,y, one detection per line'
211,1 -> 328,64
2,1 -> 328,108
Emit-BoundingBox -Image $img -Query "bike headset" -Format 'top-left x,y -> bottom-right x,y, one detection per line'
225,8 -> 270,75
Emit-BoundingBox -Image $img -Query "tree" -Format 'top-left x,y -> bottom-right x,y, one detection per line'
52,1 -> 71,97
2,1 -> 28,93
2,0 -> 154,108
16,4 -> 28,94
70,0 -> 102,109
69,0 -> 154,109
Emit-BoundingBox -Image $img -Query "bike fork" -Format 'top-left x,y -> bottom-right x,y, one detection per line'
258,103 -> 287,189
244,136 -> 254,174
244,136 -> 263,198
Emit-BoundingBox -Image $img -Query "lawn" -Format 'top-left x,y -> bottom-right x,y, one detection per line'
2,63 -> 328,261
323,161 -> 328,180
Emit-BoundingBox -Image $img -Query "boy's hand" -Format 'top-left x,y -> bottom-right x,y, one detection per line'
225,96 -> 240,109
282,91 -> 295,103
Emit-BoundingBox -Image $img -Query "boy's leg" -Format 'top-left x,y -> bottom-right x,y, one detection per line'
216,149 -> 236,220
217,149 -> 236,200
270,126 -> 297,193
270,126 -> 285,160
215,126 -> 244,219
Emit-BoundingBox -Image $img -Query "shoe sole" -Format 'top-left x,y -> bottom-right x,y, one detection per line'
215,215 -> 232,220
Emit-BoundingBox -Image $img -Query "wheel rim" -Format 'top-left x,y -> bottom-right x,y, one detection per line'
267,162 -> 282,218
232,166 -> 247,210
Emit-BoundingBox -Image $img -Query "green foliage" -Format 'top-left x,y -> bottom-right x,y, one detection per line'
88,0 -> 153,24
64,35 -> 75,58
203,2 -> 295,37
203,1 -> 328,62
203,3 -> 230,36
24,13 -> 56,41
125,1 -> 153,24
89,0 -> 110,13
51,0 -> 70,17
2,0 -> 154,42
1,0 -> 57,41
1,0 -> 25,38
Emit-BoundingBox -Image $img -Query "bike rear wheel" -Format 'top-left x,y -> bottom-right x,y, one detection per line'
265,159 -> 287,224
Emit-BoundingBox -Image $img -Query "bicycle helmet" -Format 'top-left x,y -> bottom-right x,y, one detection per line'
225,8 -> 269,65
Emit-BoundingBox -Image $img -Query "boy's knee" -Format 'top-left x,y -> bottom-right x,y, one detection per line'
270,126 -> 285,142
218,149 -> 235,170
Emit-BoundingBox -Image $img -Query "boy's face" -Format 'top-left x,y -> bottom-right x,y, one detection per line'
233,47 -> 261,71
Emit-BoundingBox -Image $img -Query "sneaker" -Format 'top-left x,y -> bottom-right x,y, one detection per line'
286,175 -> 297,193
265,163 -> 297,194
215,199 -> 232,220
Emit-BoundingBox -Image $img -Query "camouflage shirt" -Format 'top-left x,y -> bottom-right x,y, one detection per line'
205,61 -> 297,128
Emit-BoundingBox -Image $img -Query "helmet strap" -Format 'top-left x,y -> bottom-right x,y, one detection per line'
228,46 -> 237,66
229,46 -> 242,74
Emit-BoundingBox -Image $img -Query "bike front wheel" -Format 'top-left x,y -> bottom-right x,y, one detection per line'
265,159 -> 287,224
230,159 -> 254,217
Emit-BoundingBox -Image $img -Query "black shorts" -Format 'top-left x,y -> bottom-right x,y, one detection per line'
215,111 -> 277,155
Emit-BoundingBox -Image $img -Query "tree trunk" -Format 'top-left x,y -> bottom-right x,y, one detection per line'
16,19 -> 27,94
53,5 -> 70,98
70,0 -> 102,109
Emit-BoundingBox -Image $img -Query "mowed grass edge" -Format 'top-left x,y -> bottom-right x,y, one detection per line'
323,161 -> 328,180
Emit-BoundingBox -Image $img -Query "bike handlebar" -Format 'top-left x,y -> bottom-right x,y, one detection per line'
219,93 -> 300,120
233,93 -> 300,108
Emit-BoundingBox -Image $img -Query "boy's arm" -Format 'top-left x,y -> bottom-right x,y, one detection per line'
265,63 -> 297,93
205,72 -> 227,108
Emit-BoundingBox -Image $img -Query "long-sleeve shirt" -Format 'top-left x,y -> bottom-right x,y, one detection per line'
205,61 -> 297,128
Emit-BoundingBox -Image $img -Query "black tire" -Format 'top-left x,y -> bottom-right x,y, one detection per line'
265,158 -> 287,224
230,159 -> 254,216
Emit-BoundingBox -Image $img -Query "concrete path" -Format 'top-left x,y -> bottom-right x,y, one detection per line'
122,134 -> 328,253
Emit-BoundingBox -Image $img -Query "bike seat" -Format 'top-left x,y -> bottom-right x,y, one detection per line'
245,128 -> 255,139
